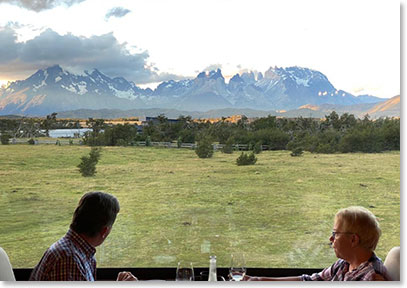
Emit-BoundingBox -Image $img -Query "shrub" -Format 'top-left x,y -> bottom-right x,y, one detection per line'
116,139 -> 128,146
1,134 -> 11,145
77,147 -> 101,177
145,136 -> 151,147
339,127 -> 383,153
253,128 -> 290,150
236,152 -> 257,166
195,137 -> 214,158
221,137 -> 234,154
82,131 -> 106,146
253,141 -> 262,154
315,143 -> 335,154
28,138 -> 35,145
290,147 -> 304,157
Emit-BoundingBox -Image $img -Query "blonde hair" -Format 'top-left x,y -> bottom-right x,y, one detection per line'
335,206 -> 381,251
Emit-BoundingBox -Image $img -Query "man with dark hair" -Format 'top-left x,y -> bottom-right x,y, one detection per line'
30,192 -> 137,281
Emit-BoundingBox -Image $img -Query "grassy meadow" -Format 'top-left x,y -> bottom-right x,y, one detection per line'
0,144 -> 400,269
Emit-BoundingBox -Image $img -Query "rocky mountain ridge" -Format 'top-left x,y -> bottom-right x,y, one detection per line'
0,65 -> 386,116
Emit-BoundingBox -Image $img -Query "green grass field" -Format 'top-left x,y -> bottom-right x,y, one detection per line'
0,145 -> 400,269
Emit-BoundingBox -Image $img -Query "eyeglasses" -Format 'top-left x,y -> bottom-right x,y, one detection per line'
331,231 -> 354,238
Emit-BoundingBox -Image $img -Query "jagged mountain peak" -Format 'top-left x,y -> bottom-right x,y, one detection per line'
209,69 -> 224,80
265,66 -> 308,77
45,64 -> 64,74
261,65 -> 333,91
287,66 -> 329,81
26,68 -> 46,82
264,66 -> 283,79
240,71 -> 256,83
89,68 -> 106,78
20,65 -> 67,89
197,71 -> 206,78
156,79 -> 190,89
230,73 -> 244,83
267,66 -> 329,83
196,69 -> 224,80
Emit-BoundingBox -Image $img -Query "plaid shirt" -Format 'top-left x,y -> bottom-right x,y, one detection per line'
301,253 -> 390,281
29,229 -> 96,281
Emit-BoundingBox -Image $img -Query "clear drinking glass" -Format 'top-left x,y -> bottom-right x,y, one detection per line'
176,261 -> 194,281
229,253 -> 246,281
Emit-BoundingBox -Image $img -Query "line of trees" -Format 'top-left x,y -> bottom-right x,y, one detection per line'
0,113 -> 81,139
81,112 -> 399,154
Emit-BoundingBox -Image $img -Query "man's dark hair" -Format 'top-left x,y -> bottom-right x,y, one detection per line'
70,192 -> 120,237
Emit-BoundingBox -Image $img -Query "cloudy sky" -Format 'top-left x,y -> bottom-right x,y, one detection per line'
0,0 -> 401,98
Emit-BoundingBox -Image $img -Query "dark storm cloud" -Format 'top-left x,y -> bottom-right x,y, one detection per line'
0,27 -> 21,62
105,7 -> 131,20
0,0 -> 85,12
0,27 -> 182,84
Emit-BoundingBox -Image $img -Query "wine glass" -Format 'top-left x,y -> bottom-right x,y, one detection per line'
176,261 -> 194,281
229,253 -> 246,281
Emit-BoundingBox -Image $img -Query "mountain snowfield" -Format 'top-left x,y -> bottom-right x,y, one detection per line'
0,65 -> 385,116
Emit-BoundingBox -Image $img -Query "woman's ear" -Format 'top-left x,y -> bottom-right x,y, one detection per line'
351,233 -> 360,248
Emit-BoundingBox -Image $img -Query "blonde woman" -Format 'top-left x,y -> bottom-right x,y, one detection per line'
244,206 -> 390,281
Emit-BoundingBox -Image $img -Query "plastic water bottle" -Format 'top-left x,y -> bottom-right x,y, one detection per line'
208,255 -> 217,281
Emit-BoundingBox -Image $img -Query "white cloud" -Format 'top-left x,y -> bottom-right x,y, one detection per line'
0,0 -> 85,12
105,7 -> 131,20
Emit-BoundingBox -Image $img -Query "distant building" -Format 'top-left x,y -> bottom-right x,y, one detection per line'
144,117 -> 179,124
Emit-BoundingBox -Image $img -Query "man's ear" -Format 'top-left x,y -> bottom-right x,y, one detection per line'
101,226 -> 110,239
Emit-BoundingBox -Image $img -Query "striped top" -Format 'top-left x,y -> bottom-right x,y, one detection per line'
29,229 -> 96,281
301,253 -> 390,281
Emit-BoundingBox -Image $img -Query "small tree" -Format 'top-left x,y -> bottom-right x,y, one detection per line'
221,137 -> 234,154
290,147 -> 304,157
195,137 -> 214,158
253,141 -> 262,154
145,136 -> 151,147
116,139 -> 128,146
1,133 -> 11,145
236,152 -> 257,166
78,147 -> 101,177
41,112 -> 57,137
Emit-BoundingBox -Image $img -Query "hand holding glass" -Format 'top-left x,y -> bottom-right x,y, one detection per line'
229,254 -> 246,281
176,261 -> 194,281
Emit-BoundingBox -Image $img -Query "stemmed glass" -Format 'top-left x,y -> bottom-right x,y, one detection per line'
229,253 -> 246,281
176,261 -> 195,281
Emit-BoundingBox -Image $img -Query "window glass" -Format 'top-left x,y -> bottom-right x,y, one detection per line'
0,144 -> 399,269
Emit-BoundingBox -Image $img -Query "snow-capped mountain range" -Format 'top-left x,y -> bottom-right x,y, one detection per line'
0,65 -> 385,116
